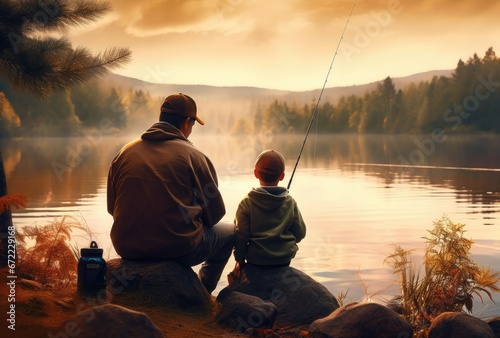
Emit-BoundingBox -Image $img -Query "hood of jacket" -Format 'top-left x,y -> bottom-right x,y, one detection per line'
141,121 -> 190,142
248,186 -> 288,211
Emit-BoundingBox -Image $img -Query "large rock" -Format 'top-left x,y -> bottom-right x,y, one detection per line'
215,291 -> 278,333
428,312 -> 495,338
105,258 -> 214,312
308,302 -> 413,338
487,316 -> 500,337
217,265 -> 339,326
52,304 -> 163,338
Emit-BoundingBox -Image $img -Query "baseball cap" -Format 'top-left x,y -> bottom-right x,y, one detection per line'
160,93 -> 204,125
255,149 -> 285,178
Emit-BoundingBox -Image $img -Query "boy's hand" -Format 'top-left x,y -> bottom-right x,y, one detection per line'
227,261 -> 245,284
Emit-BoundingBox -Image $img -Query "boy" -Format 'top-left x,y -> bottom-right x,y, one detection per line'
230,149 -> 307,281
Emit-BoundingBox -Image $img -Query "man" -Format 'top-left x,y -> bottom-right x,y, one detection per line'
107,93 -> 235,293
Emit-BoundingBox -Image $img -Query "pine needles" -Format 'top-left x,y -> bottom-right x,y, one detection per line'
385,216 -> 500,337
0,0 -> 131,97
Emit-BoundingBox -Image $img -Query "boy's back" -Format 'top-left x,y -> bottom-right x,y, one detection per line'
233,150 -> 307,267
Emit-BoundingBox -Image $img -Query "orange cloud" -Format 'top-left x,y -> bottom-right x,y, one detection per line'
106,0 -> 248,35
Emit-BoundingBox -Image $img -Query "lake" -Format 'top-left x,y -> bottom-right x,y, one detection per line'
2,133 -> 500,318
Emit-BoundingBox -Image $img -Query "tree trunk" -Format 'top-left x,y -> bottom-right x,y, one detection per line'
0,151 -> 13,266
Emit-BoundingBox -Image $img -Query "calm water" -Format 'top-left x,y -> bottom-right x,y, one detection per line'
2,134 -> 500,318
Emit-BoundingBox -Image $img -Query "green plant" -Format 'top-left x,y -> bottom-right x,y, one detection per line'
385,216 -> 500,337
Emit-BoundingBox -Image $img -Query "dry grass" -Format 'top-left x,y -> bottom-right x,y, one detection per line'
385,215 -> 500,337
16,216 -> 92,288
0,268 -> 71,338
0,194 -> 27,214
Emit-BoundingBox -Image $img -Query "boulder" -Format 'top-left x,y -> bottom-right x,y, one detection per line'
52,303 -> 163,338
215,291 -> 278,333
487,316 -> 500,337
308,302 -> 413,338
428,312 -> 495,338
105,258 -> 214,312
217,265 -> 339,326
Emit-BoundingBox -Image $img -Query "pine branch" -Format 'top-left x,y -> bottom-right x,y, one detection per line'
1,36 -> 131,96
68,0 -> 111,25
0,0 -> 131,97
2,0 -> 111,34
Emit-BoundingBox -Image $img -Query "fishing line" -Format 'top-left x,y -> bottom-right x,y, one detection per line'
287,0 -> 357,190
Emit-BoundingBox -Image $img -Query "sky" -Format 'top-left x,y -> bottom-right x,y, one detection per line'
68,0 -> 500,91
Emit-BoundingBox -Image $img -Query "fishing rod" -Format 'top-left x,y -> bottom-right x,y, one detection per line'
287,0 -> 357,190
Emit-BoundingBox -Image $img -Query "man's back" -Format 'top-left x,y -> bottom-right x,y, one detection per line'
107,122 -> 225,259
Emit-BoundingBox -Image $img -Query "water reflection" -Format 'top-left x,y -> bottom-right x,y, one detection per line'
2,134 -> 500,211
0,137 -> 127,207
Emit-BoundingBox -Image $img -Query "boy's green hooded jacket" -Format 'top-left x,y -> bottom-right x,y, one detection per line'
234,186 -> 306,265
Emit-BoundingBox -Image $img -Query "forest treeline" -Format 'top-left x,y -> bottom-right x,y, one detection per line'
1,48 -> 499,138
0,75 -> 159,137
232,47 -> 500,135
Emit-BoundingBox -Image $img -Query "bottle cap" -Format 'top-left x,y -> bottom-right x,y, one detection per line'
80,241 -> 103,258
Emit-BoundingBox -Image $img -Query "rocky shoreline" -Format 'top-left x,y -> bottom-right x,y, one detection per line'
4,260 -> 500,337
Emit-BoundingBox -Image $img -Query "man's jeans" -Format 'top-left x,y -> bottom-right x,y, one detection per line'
176,222 -> 235,293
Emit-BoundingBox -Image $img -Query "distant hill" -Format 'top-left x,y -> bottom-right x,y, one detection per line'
102,69 -> 454,105
100,73 -> 292,101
